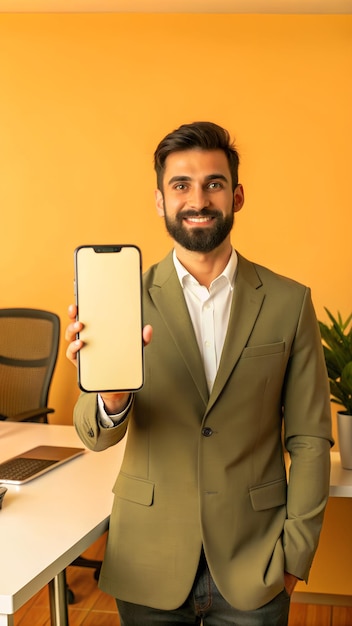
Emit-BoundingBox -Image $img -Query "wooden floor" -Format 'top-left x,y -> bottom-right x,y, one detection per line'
12,534 -> 352,625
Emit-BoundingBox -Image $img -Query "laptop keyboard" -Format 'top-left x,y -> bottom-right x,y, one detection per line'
0,457 -> 57,481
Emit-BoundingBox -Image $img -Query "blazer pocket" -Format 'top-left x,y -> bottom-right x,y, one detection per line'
249,478 -> 287,511
113,472 -> 154,506
242,341 -> 285,359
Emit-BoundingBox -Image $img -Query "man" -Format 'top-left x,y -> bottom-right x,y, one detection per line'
66,121 -> 333,626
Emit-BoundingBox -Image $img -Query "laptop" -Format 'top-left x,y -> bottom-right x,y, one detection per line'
0,445 -> 85,485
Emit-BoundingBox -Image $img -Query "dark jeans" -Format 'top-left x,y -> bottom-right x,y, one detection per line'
116,552 -> 291,626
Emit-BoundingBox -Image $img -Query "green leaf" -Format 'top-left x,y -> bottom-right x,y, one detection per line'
319,309 -> 352,414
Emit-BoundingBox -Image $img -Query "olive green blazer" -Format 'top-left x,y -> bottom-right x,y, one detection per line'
74,251 -> 332,612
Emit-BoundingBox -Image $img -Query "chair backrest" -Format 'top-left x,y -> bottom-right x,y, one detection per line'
0,308 -> 60,422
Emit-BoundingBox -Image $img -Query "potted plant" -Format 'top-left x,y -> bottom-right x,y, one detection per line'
319,308 -> 352,469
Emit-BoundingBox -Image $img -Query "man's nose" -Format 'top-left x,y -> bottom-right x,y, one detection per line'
188,186 -> 209,209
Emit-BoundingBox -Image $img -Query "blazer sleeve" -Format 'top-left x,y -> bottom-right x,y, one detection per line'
282,287 -> 333,581
74,392 -> 129,452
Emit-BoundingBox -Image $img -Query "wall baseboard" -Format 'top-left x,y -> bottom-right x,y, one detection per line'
292,592 -> 352,606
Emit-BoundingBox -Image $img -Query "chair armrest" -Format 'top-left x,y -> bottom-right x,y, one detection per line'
5,408 -> 55,423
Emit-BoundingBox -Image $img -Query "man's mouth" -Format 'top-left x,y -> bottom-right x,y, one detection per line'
179,210 -> 219,226
184,216 -> 215,224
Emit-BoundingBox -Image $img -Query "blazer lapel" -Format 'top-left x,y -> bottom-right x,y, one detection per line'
148,252 -> 265,414
207,253 -> 265,414
148,253 -> 209,406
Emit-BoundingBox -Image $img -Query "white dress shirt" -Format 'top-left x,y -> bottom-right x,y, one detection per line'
173,248 -> 237,392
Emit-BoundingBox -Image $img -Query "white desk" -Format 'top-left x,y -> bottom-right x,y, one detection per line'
329,451 -> 352,497
0,421 -> 126,626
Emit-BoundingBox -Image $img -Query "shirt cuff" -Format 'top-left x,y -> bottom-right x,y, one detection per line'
97,393 -> 134,428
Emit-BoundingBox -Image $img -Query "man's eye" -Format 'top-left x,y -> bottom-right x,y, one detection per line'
174,183 -> 187,190
208,182 -> 222,190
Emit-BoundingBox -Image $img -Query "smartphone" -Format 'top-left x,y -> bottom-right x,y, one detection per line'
74,245 -> 143,393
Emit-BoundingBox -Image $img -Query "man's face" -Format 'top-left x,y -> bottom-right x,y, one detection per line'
155,149 -> 244,253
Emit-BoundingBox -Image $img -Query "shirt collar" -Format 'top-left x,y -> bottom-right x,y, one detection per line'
172,248 -> 238,290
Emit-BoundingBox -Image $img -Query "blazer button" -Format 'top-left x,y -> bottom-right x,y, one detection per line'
202,427 -> 213,437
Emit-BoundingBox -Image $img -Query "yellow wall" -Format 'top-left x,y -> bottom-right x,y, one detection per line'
0,13 -> 351,596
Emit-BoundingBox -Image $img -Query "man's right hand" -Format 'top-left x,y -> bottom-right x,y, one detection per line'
64,304 -> 152,415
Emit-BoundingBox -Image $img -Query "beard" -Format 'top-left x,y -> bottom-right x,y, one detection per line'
163,207 -> 234,253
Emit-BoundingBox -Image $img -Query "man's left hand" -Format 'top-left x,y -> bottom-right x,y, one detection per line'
284,571 -> 299,596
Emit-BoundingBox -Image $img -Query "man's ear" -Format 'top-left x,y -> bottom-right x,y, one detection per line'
155,189 -> 165,217
233,184 -> 245,213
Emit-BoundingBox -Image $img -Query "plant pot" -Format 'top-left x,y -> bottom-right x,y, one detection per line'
337,411 -> 352,470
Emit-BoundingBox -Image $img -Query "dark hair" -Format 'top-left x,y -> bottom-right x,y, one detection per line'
154,121 -> 240,191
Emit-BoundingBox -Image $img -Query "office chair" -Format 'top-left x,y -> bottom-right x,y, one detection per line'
68,554 -> 102,603
0,308 -> 60,423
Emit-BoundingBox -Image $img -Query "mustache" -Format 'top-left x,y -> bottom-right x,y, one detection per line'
177,209 -> 222,220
